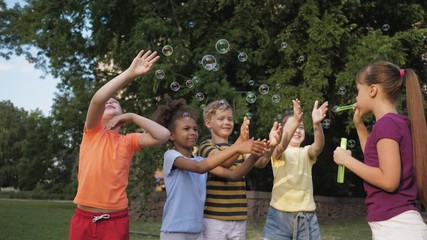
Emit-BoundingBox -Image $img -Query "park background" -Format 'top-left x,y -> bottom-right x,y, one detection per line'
0,0 -> 426,239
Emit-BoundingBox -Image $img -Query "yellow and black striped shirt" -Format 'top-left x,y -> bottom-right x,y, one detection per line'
199,141 -> 248,221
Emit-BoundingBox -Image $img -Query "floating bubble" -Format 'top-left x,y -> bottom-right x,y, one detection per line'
259,84 -> 270,95
155,69 -> 165,79
248,79 -> 256,86
348,139 -> 356,148
188,21 -> 196,28
322,118 -> 331,129
381,24 -> 390,32
162,45 -> 173,56
297,55 -> 305,63
272,94 -> 281,104
215,39 -> 230,54
192,76 -> 200,84
182,112 -> 191,119
246,92 -> 257,104
100,17 -> 108,24
200,104 -> 206,110
212,63 -> 220,71
281,41 -> 288,49
245,112 -> 253,120
185,79 -> 194,88
196,92 -> 204,101
332,105 -> 340,113
238,52 -> 248,62
338,87 -> 346,95
277,114 -> 283,121
219,99 -> 229,107
170,82 -> 180,91
201,55 -> 217,71
275,83 -> 281,89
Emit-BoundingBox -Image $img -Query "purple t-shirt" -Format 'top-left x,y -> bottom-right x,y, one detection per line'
363,113 -> 417,222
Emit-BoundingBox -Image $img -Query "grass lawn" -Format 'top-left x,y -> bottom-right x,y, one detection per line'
1,199 -> 424,239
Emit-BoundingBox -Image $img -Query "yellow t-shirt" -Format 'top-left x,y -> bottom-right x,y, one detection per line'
270,145 -> 317,212
73,123 -> 141,210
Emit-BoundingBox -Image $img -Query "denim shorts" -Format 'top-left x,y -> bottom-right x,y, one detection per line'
261,206 -> 321,240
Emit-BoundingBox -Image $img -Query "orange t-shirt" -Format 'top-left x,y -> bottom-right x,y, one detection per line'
73,123 -> 142,210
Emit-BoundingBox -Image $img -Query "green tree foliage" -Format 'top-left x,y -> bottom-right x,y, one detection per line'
0,1 -> 426,205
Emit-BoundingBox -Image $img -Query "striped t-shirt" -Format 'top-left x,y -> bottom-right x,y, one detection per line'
199,141 -> 248,221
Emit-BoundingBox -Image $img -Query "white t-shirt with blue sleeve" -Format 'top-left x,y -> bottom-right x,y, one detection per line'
160,149 -> 207,233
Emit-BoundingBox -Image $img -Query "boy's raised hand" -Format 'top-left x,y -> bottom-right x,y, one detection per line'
312,100 -> 328,124
268,121 -> 282,147
239,116 -> 250,141
292,99 -> 303,123
129,50 -> 160,77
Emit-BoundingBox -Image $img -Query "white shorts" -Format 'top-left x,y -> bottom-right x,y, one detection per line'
203,218 -> 247,240
368,210 -> 427,240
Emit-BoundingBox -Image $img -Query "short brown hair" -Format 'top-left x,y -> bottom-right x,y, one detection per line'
203,99 -> 232,120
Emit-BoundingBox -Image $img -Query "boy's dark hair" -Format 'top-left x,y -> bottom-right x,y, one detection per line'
152,94 -> 198,132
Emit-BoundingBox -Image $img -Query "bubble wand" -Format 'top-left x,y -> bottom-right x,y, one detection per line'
334,103 -> 355,112
337,138 -> 347,183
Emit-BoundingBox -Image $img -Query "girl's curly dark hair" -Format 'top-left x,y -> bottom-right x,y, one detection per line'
152,94 -> 198,132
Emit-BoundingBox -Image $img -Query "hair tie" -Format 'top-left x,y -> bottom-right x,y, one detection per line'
399,69 -> 406,78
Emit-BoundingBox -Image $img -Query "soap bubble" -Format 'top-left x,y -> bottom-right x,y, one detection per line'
245,112 -> 253,120
248,79 -> 256,86
348,140 -> 356,148
272,94 -> 281,103
201,55 -> 217,71
238,52 -> 248,62
215,39 -> 230,54
196,92 -> 204,101
155,69 -> 165,79
259,84 -> 270,95
322,118 -> 331,129
246,92 -> 257,104
185,79 -> 194,88
170,82 -> 180,91
188,21 -> 196,28
162,45 -> 173,56
338,87 -> 346,95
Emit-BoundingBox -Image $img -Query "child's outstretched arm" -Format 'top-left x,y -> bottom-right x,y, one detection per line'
272,99 -> 303,160
308,100 -> 328,159
105,113 -> 170,148
173,138 -> 268,174
353,105 -> 369,153
85,50 -> 160,129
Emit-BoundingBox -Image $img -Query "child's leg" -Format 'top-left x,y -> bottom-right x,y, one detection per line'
260,207 -> 293,240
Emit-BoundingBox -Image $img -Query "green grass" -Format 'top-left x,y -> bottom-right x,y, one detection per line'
2,199 -> 424,240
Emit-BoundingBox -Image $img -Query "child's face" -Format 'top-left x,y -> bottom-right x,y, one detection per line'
205,108 -> 234,139
355,82 -> 372,115
289,119 -> 305,147
171,117 -> 199,150
103,98 -> 123,119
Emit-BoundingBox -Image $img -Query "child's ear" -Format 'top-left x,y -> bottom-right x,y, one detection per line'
169,133 -> 175,141
204,118 -> 212,129
369,84 -> 378,98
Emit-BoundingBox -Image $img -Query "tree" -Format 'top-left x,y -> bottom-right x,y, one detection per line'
0,0 -> 426,203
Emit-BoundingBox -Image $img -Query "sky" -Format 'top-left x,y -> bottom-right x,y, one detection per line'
0,0 -> 58,116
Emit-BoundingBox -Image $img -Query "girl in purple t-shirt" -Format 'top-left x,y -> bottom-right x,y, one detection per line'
333,61 -> 427,239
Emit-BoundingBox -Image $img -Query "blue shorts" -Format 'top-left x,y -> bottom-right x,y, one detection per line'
261,206 -> 321,240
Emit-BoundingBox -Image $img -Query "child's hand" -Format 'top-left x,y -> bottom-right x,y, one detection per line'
268,122 -> 282,147
353,104 -> 364,126
292,99 -> 303,123
312,100 -> 328,124
239,138 -> 268,156
333,147 -> 352,165
105,113 -> 132,130
239,116 -> 250,141
129,50 -> 160,77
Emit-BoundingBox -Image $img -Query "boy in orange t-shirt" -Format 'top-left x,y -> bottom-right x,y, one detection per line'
69,50 -> 170,240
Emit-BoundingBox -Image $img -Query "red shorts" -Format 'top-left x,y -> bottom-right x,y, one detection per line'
69,207 -> 129,240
